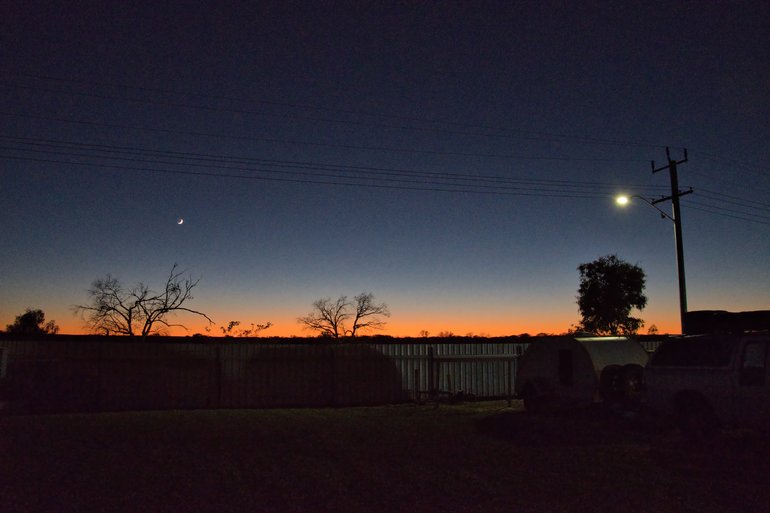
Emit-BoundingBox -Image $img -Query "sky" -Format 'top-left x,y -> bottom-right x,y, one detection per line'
1,1 -> 768,337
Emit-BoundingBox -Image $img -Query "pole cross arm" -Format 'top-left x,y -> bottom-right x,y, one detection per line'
651,187 -> 694,206
652,147 -> 688,173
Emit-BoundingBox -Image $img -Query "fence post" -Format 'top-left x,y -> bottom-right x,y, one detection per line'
507,358 -> 513,407
216,345 -> 223,409
428,346 -> 435,400
97,341 -> 103,412
414,368 -> 420,404
329,345 -> 337,407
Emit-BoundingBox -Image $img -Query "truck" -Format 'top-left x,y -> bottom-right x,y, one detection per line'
645,330 -> 770,434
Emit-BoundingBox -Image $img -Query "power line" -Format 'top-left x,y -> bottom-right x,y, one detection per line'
696,188 -> 770,212
684,203 -> 770,226
691,150 -> 770,174
8,148 -> 765,225
4,76 -> 767,225
0,153 -> 620,198
686,199 -> 770,222
5,75 -> 767,181
0,135 -> 668,193
0,146 -> 633,196
0,111 -> 646,164
4,73 -> 668,151
4,82 -> 641,147
688,168 -> 770,197
6,150 -> 766,224
3,138 -> 768,227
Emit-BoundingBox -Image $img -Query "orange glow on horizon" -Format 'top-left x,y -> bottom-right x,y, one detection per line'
44,312 -> 682,338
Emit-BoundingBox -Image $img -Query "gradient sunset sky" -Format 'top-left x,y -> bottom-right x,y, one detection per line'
2,2 -> 768,337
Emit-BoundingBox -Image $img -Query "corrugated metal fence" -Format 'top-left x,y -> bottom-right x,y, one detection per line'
0,338 -> 530,414
376,342 -> 528,400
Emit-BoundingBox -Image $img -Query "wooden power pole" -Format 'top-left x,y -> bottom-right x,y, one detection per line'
652,147 -> 693,334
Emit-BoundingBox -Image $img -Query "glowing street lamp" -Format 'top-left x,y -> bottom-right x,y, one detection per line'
615,194 -> 673,220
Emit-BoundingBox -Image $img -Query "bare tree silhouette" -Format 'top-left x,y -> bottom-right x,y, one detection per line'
75,264 -> 212,339
297,296 -> 351,338
298,292 -> 390,338
349,293 -> 390,337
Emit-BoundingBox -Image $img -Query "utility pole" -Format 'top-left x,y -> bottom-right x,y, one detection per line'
651,147 -> 693,335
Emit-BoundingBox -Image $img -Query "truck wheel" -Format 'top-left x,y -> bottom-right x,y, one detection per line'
675,393 -> 719,442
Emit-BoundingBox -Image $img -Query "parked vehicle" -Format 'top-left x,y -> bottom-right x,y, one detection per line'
515,336 -> 649,412
645,332 -> 770,433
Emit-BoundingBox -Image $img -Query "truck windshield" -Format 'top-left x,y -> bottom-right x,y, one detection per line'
649,335 -> 735,367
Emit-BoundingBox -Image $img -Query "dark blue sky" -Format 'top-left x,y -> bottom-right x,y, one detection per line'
2,1 -> 768,336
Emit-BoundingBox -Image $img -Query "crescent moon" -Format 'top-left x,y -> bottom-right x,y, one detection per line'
177,218 -> 184,225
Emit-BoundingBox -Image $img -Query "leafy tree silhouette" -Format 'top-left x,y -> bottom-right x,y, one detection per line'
576,254 -> 647,335
6,308 -> 59,335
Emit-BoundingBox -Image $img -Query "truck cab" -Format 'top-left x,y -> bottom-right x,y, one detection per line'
645,332 -> 770,431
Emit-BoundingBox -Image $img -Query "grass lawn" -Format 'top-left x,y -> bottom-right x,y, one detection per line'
2,401 -> 770,513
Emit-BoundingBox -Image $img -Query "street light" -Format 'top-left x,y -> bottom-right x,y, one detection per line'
616,192 -> 690,334
615,194 -> 674,221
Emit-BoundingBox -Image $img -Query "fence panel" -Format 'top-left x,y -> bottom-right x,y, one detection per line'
372,341 -> 527,400
2,338 -> 532,413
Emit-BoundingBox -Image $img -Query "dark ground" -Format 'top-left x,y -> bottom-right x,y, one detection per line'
2,401 -> 769,513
